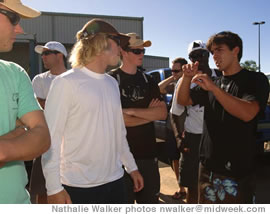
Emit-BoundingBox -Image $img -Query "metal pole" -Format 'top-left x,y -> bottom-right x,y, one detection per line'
253,21 -> 265,72
258,24 -> 261,72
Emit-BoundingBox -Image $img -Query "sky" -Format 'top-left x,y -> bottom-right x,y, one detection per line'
23,0 -> 270,73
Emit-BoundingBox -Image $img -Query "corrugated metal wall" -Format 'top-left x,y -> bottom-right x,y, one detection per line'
144,55 -> 170,72
0,12 -> 169,76
18,12 -> 144,44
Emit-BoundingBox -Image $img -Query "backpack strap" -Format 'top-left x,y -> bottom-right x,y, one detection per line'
142,72 -> 149,83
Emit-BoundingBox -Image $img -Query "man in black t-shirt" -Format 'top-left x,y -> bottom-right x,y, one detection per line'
176,31 -> 269,203
110,33 -> 167,204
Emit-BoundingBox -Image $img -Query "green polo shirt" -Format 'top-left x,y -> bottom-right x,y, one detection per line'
0,60 -> 40,204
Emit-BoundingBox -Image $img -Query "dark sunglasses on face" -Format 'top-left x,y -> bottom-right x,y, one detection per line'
171,69 -> 182,73
0,8 -> 20,26
107,35 -> 121,46
126,48 -> 145,55
41,50 -> 60,56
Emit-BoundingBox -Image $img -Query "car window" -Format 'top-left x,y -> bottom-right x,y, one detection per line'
164,69 -> 172,79
149,72 -> 161,83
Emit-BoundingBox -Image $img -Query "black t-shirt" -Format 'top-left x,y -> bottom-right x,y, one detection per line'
190,69 -> 269,177
110,68 -> 162,159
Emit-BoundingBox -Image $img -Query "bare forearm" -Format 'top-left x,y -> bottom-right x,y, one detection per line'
0,127 -> 26,140
176,75 -> 193,106
212,86 -> 259,122
123,114 -> 151,127
124,104 -> 167,121
0,125 -> 50,162
158,76 -> 174,94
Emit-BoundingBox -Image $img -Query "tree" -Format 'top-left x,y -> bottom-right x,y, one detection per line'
240,60 -> 258,72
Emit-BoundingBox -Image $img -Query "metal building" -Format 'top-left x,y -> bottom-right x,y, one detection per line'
0,12 -> 169,79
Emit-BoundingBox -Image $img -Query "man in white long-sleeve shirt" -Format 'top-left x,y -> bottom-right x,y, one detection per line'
42,18 -> 144,204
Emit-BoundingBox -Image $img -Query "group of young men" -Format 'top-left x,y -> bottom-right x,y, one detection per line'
0,0 -> 269,204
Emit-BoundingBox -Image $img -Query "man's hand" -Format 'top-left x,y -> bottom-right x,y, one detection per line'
148,98 -> 162,108
130,170 -> 144,192
47,189 -> 72,204
192,73 -> 216,92
182,61 -> 200,78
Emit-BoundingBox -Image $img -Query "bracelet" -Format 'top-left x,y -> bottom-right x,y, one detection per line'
16,125 -> 29,131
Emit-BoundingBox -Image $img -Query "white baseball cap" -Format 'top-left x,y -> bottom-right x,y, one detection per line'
187,40 -> 208,55
35,41 -> 67,57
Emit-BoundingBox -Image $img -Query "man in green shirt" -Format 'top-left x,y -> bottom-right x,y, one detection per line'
0,0 -> 50,203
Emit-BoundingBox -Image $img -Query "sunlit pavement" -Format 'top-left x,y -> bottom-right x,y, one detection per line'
159,161 -> 186,204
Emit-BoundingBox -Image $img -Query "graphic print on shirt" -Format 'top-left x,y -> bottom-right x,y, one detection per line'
121,84 -> 146,102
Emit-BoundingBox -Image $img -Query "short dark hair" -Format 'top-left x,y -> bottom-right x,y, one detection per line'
206,31 -> 243,61
172,57 -> 188,66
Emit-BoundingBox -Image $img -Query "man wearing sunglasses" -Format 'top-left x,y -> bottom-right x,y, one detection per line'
0,0 -> 50,203
41,19 -> 143,204
172,40 -> 220,203
33,41 -> 68,109
110,33 -> 167,203
28,41 -> 67,204
158,57 -> 188,200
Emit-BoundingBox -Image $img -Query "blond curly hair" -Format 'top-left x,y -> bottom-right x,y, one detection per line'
69,31 -> 110,68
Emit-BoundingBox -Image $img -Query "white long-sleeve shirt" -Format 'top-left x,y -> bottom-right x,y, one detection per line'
42,67 -> 137,196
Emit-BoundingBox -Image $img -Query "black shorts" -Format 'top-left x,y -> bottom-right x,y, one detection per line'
179,132 -> 201,187
198,164 -> 256,204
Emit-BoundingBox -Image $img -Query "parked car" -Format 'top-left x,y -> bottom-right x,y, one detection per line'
146,68 -> 172,141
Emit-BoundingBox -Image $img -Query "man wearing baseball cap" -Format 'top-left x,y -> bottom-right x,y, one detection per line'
110,33 -> 167,203
33,41 -> 68,109
0,0 -> 50,203
29,41 -> 67,204
42,19 -> 143,204
172,40 -> 221,203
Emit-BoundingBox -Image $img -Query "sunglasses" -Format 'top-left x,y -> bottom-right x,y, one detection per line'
126,48 -> 145,55
189,51 -> 208,60
41,50 -> 60,56
171,69 -> 182,73
107,35 -> 121,46
0,8 -> 20,26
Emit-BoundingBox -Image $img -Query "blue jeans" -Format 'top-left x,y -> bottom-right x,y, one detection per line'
63,176 -> 127,204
